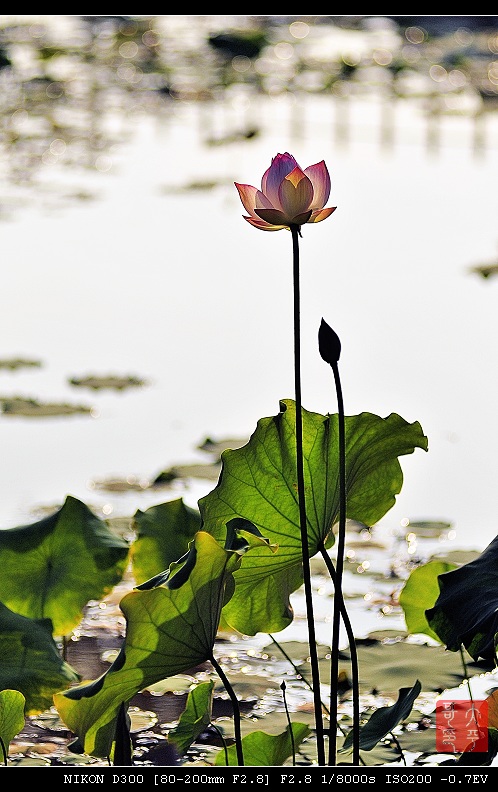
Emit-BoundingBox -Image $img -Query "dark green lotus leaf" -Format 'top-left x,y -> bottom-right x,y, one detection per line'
0,602 -> 79,715
426,534 -> 498,660
455,700 -> 498,766
168,680 -> 214,755
455,731 -> 498,766
0,689 -> 25,762
214,722 -> 311,766
0,495 -> 130,637
341,680 -> 421,752
131,499 -> 201,585
54,531 -> 249,758
199,399 -> 427,635
399,560 -> 458,642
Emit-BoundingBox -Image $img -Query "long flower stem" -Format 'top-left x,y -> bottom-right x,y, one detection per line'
210,654 -> 244,766
291,225 -> 325,765
319,546 -> 360,765
328,359 -> 356,765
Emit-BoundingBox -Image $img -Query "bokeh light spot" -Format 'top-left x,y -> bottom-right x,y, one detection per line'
289,21 -> 309,39
232,55 -> 251,73
430,64 -> 448,82
373,49 -> 393,66
274,42 -> 294,60
405,26 -> 425,44
119,41 -> 139,59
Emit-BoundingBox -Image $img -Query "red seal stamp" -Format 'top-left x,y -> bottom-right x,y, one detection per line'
436,699 -> 488,753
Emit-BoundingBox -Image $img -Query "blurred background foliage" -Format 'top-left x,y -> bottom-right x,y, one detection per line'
0,14 -> 497,207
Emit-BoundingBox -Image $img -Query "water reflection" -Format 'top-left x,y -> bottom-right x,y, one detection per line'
0,15 -> 497,218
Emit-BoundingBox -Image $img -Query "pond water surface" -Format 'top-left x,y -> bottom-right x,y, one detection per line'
3,15 -> 498,770
1,46 -> 497,557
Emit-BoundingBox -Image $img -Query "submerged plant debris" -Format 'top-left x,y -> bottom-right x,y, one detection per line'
68,374 -> 148,391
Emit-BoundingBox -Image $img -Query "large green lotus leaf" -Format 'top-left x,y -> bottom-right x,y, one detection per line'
54,531 -> 249,758
214,722 -> 311,766
0,602 -> 79,715
131,499 -> 201,585
341,680 -> 421,752
0,495 -> 130,637
221,558 -> 303,636
0,689 -> 25,762
426,534 -> 498,660
399,560 -> 458,642
199,399 -> 427,635
168,680 -> 214,756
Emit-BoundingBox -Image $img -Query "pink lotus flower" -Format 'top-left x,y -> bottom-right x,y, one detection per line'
234,152 -> 336,231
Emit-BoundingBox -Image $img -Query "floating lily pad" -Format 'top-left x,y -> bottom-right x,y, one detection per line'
161,179 -> 225,193
153,463 -> 221,484
212,669 -> 278,702
263,640 -> 331,665
0,357 -> 42,371
205,127 -> 260,147
68,374 -> 148,391
470,262 -> 498,279
5,756 -> 51,766
367,629 -> 410,642
142,675 -> 196,695
403,520 -> 453,538
89,475 -> 150,493
128,706 -> 158,732
430,548 -> 481,566
31,708 -> 71,732
396,724 -> 438,755
197,436 -> 248,458
314,638 -> 482,697
0,395 -> 93,417
57,752 -> 105,765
